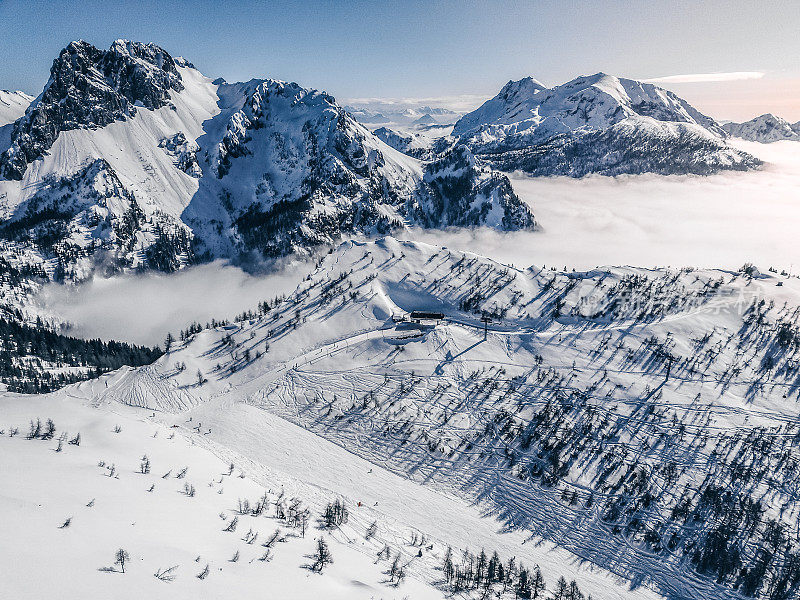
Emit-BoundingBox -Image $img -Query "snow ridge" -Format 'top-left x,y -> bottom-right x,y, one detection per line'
452,73 -> 760,176
722,113 -> 800,143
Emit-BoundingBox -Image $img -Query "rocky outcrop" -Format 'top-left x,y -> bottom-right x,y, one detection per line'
0,40 -> 183,180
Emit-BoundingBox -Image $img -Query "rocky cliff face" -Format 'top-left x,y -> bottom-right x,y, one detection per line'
418,145 -> 534,229
0,40 -> 183,180
204,79 -> 533,257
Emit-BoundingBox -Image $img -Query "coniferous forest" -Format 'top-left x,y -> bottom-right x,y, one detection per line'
0,318 -> 161,393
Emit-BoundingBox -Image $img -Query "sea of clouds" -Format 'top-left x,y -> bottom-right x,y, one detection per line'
403,140 -> 800,272
35,140 -> 800,346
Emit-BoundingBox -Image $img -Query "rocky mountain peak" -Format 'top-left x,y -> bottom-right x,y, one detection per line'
0,39 -> 183,180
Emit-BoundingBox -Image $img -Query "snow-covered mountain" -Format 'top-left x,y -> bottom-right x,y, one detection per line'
0,90 -> 33,126
1,40 -> 185,181
452,74 -> 761,176
722,113 -> 800,143
5,235 -> 800,600
0,40 -> 533,281
345,104 -> 460,127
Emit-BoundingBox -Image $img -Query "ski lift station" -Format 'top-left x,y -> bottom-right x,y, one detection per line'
409,311 -> 445,324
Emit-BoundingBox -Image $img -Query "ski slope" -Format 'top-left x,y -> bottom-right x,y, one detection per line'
4,236 -> 800,599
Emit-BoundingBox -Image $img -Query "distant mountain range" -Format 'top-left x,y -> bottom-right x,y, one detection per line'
0,40 -> 781,284
344,104 -> 460,126
722,113 -> 800,143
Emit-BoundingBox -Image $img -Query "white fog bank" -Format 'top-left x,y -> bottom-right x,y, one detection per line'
36,260 -> 314,346
403,140 -> 800,272
35,141 -> 799,346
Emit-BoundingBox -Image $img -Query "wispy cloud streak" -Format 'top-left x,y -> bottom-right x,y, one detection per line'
644,72 -> 765,84
342,94 -> 492,113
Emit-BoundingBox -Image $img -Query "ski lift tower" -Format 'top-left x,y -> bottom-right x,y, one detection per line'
480,315 -> 492,340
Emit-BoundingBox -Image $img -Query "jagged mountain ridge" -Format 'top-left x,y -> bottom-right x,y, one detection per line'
0,39 -> 533,281
450,73 -> 761,176
0,40 -> 184,181
198,78 -> 532,257
722,113 -> 800,143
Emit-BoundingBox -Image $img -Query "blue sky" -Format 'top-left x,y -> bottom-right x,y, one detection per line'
1,0 -> 798,120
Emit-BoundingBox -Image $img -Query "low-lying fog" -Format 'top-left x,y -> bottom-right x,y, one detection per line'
36,260 -> 314,346
36,140 -> 800,346
403,140 -> 800,272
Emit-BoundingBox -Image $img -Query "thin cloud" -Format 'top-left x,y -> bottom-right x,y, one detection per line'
644,71 -> 765,84
343,94 -> 492,113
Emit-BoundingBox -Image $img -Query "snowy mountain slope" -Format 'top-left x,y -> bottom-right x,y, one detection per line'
0,90 -> 33,158
0,339 -> 664,600
45,236 -> 800,600
184,78 -> 531,258
722,114 -> 800,143
1,159 -> 192,279
452,74 -> 760,176
0,390 -> 447,600
416,145 -> 534,229
0,47 -> 219,277
485,118 -> 759,177
0,90 -> 33,127
0,40 -> 532,279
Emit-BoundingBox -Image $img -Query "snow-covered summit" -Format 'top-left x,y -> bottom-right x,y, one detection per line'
0,40 -> 184,180
0,40 -> 533,280
452,72 -> 759,176
454,72 -> 722,139
451,76 -> 547,135
722,113 -> 800,143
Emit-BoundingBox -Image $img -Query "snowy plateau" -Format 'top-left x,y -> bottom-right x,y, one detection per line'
1,38 -> 800,600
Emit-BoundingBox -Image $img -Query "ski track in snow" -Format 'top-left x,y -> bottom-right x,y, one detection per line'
4,236 -> 800,600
